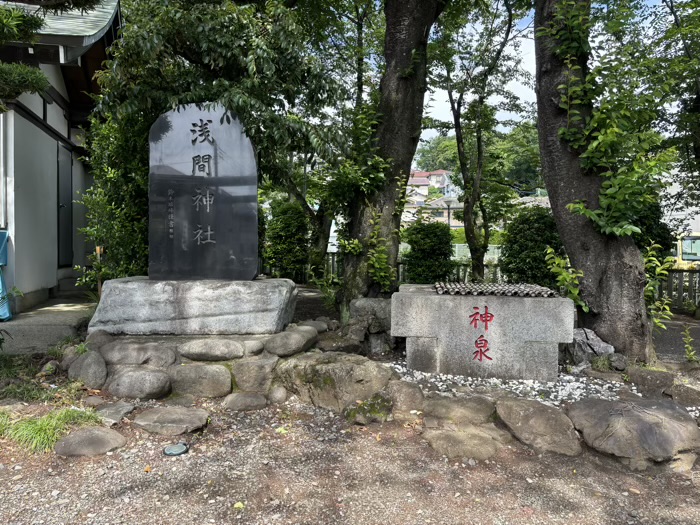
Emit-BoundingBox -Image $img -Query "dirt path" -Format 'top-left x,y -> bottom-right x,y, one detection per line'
1,398 -> 699,525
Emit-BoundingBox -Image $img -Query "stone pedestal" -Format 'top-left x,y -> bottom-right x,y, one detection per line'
88,277 -> 297,335
391,284 -> 574,382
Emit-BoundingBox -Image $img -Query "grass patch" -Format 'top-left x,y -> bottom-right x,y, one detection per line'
4,408 -> 100,453
0,382 -> 54,402
0,354 -> 41,380
0,410 -> 10,435
591,355 -> 611,372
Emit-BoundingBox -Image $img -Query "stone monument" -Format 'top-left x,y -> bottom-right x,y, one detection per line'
148,104 -> 258,280
391,283 -> 574,382
89,104 -> 296,335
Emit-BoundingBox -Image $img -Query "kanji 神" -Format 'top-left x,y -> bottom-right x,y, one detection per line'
190,119 -> 214,145
469,306 -> 494,331
193,224 -> 216,245
192,187 -> 214,212
473,335 -> 492,362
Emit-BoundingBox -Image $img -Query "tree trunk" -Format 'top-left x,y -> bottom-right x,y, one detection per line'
339,0 -> 449,317
535,0 -> 653,361
308,206 -> 333,278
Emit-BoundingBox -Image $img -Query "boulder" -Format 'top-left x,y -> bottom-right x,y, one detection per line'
423,395 -> 496,429
178,339 -> 245,361
496,398 -> 582,456
343,393 -> 392,425
97,400 -> 135,426
68,351 -> 107,389
627,367 -> 675,398
243,340 -> 264,356
134,407 -> 209,436
563,328 -> 614,366
609,353 -> 628,372
88,277 -> 297,335
385,380 -> 424,420
99,341 -> 178,368
567,398 -> 700,464
106,367 -> 171,399
230,355 -> 279,393
222,392 -> 267,411
274,352 -> 394,412
423,424 -> 507,461
268,385 -> 288,404
299,320 -> 328,333
169,364 -> 232,398
265,326 -> 318,357
55,427 -> 126,456
316,334 -> 362,354
670,382 -> 700,407
37,360 -> 60,378
85,330 -> 114,350
59,345 -> 81,371
349,298 -> 391,334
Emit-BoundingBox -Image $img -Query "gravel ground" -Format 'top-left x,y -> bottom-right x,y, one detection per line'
2,389 -> 700,525
1,291 -> 699,524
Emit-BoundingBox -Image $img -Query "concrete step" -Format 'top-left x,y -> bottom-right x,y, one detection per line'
0,299 -> 96,354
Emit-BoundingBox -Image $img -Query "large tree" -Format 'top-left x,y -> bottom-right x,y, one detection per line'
534,0 -> 674,360
338,0 -> 450,315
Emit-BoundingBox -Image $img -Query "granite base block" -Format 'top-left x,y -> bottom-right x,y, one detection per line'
88,277 -> 297,335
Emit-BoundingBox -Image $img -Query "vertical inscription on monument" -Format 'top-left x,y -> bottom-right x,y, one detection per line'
149,104 -> 258,280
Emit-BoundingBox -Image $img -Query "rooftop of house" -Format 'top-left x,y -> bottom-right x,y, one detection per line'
4,0 -> 119,47
408,177 -> 431,186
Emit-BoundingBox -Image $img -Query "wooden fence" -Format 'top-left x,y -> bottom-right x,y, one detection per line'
262,254 -> 501,284
664,269 -> 700,310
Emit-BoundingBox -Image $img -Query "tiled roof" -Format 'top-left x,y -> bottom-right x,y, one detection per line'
4,0 -> 120,46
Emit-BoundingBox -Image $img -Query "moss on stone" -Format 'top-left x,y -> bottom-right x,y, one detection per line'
343,393 -> 393,425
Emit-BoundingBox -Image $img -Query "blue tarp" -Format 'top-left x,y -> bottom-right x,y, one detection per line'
0,231 -> 12,321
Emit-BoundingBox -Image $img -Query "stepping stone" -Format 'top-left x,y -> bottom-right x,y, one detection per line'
423,395 -> 495,428
222,393 -> 267,411
567,398 -> 700,465
97,400 -> 135,426
496,398 -> 581,456
55,427 -> 126,457
134,407 -> 209,436
423,424 -> 507,461
178,339 -> 245,361
83,396 -> 106,408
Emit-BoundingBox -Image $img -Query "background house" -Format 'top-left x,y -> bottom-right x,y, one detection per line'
0,0 -> 120,311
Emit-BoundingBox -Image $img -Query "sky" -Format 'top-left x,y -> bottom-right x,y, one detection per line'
421,24 -> 538,144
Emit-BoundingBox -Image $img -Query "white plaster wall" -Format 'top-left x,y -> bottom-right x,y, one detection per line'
9,114 -> 58,293
40,65 -> 68,100
16,92 -> 43,117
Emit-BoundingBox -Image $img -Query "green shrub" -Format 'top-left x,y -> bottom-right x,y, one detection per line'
402,221 -> 456,283
265,201 -> 310,282
5,408 -> 100,453
500,206 -> 564,288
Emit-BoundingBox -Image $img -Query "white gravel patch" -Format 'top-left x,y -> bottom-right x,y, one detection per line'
389,360 -> 642,407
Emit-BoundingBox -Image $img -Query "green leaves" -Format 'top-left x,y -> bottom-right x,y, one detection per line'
545,247 -> 589,312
